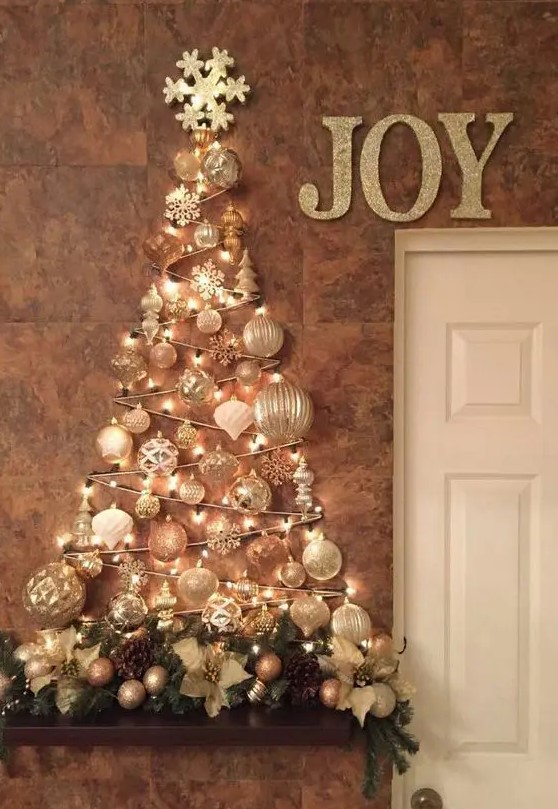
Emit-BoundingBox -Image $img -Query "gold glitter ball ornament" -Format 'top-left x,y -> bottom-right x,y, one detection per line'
319,678 -> 341,709
302,535 -> 343,581
202,147 -> 242,189
122,404 -> 151,434
177,564 -> 219,607
148,516 -> 188,563
331,603 -> 371,645
117,679 -> 146,710
135,491 -> 161,520
255,652 -> 282,683
369,682 -> 397,718
150,341 -> 177,369
290,596 -> 330,638
199,444 -> 239,482
106,591 -> 148,634
23,562 -> 86,629
242,314 -> 284,358
253,378 -> 314,442
179,474 -> 205,505
143,664 -> 169,696
110,346 -> 148,389
233,575 -> 259,603
201,594 -> 242,634
95,421 -> 133,464
173,148 -> 201,181
228,469 -> 272,515
175,419 -> 198,449
177,367 -> 217,405
87,657 -> 115,687
279,559 -> 306,589
235,359 -> 261,386
138,433 -> 179,477
196,307 -> 222,334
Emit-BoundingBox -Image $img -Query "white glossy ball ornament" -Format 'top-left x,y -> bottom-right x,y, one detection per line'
95,421 -> 133,464
92,507 -> 134,550
178,565 -> 219,606
331,602 -> 372,645
150,341 -> 177,369
173,149 -> 201,181
196,308 -> 222,335
194,222 -> 220,249
214,398 -> 253,440
179,474 -> 205,505
242,314 -> 284,358
369,683 -> 397,718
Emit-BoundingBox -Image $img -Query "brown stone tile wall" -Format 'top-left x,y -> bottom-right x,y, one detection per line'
1,1 -> 557,806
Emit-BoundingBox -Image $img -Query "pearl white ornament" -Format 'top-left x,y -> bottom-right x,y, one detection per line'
95,422 -> 133,464
214,398 -> 253,440
92,508 -> 134,550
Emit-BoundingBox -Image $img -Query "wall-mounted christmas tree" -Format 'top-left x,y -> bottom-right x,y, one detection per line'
0,48 -> 418,797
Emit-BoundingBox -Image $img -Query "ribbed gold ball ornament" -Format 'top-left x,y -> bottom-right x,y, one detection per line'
135,491 -> 161,520
24,657 -> 53,681
23,562 -> 86,629
246,677 -> 267,704
369,683 -> 397,718
233,576 -> 259,603
279,560 -> 306,588
235,359 -> 261,386
253,378 -> 314,442
196,307 -> 223,334
319,678 -> 341,709
174,149 -> 201,181
148,516 -> 188,563
255,652 -> 282,683
143,665 -> 169,696
179,474 -> 205,505
86,657 -> 115,687
177,564 -> 219,607
95,420 -> 133,464
122,404 -> 151,435
289,596 -> 330,638
150,341 -> 177,369
331,602 -> 372,645
228,470 -> 272,515
242,314 -> 284,358
117,679 -> 146,710
106,591 -> 148,633
175,419 -> 198,449
73,551 -> 103,579
302,534 -> 343,581
177,368 -> 217,405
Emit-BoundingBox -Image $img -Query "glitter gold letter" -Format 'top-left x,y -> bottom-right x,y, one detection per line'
438,112 -> 514,219
299,116 -> 362,220
360,115 -> 442,222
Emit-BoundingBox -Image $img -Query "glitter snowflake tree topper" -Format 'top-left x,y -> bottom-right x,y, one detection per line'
163,47 -> 250,133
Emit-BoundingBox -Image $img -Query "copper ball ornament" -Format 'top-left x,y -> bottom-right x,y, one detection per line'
23,562 -> 86,629
87,657 -> 115,687
143,665 -> 169,696
255,652 -> 282,683
150,341 -> 177,369
177,565 -> 219,607
122,404 -> 151,435
95,422 -> 133,464
279,560 -> 306,589
117,679 -> 146,709
319,678 -> 341,709
148,517 -> 188,563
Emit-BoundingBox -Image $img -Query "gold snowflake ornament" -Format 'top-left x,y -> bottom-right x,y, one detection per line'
206,517 -> 241,555
165,185 -> 201,227
163,47 -> 250,133
119,556 -> 148,592
209,328 -> 242,367
190,258 -> 225,301
260,449 -> 297,487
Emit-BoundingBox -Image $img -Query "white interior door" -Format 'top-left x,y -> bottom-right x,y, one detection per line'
393,229 -> 558,809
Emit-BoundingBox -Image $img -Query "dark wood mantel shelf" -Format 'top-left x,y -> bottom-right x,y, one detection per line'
4,707 -> 353,747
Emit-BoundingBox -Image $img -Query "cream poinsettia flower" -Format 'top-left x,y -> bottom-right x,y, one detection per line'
173,637 -> 251,718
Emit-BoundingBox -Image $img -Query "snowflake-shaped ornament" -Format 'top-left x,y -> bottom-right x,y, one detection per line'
163,47 -> 250,133
191,258 -> 225,301
165,185 -> 201,228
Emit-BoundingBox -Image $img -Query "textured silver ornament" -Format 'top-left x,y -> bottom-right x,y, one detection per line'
194,222 -> 220,249
302,535 -> 342,581
331,602 -> 372,645
253,379 -> 314,441
196,307 -> 222,334
202,147 -> 242,188
177,368 -> 217,405
179,474 -> 205,505
242,314 -> 284,358
228,470 -> 272,515
199,444 -> 239,482
138,433 -> 179,477
177,565 -> 219,606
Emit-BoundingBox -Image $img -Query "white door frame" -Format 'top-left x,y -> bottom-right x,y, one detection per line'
392,226 -> 558,809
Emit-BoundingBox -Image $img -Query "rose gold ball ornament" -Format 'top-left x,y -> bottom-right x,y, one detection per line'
369,683 -> 397,718
253,378 -> 314,442
138,432 -> 179,477
302,533 -> 343,581
279,559 -> 307,589
148,516 -> 188,563
228,469 -> 272,515
179,474 -> 205,505
87,657 -> 115,687
255,652 -> 282,683
331,602 -> 372,645
235,359 -> 261,386
319,678 -> 341,709
122,404 -> 151,435
135,491 -> 161,520
196,306 -> 223,335
174,148 -> 201,181
369,632 -> 394,658
23,562 -> 86,629
117,679 -> 147,710
242,314 -> 284,358
95,419 -> 133,464
150,341 -> 177,369
177,564 -> 219,607
199,444 -> 239,483
175,419 -> 198,449
24,657 -> 54,681
177,368 -> 217,405
143,665 -> 169,696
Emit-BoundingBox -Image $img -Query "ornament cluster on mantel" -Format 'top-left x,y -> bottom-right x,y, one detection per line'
0,47 -> 418,800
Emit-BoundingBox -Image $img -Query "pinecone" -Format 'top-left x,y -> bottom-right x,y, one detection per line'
112,636 -> 154,680
284,652 -> 322,705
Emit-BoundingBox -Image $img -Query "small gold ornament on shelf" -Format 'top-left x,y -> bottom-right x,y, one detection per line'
23,562 -> 86,629
154,581 -> 177,633
87,657 -> 115,688
206,516 -> 241,555
246,678 -> 267,704
194,221 -> 220,249
331,602 -> 371,645
150,341 -> 177,369
73,550 -> 103,580
255,652 -> 282,683
233,574 -> 259,603
221,203 -> 245,264
143,665 -> 169,696
199,444 -> 239,482
196,307 -> 222,335
177,367 -> 217,405
148,516 -> 188,563
110,346 -> 148,389
173,148 -> 201,181
175,419 -> 198,449
177,561 -> 219,606
167,297 -> 191,322
302,532 -> 342,581
253,378 -> 314,442
71,495 -> 95,549
106,558 -> 149,634
233,249 -> 258,298
214,398 -> 253,440
123,404 -> 151,435
92,506 -> 133,551
293,455 -> 314,517
95,418 -> 133,464
235,359 -> 261,386
289,595 -> 330,638
261,449 -> 296,488
319,678 -> 341,709
117,679 -> 146,709
369,682 -> 397,718
242,313 -> 284,358
179,474 -> 205,505
142,231 -> 184,270
141,284 -> 164,345
228,469 -> 272,515
201,593 -> 242,633
138,432 -> 179,477
202,147 -> 242,189
243,603 -> 275,635
209,328 -> 242,367
135,490 -> 161,520
279,558 -> 306,589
